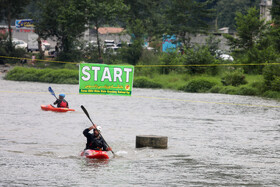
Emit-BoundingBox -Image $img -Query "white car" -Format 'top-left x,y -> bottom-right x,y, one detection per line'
104,46 -> 119,54
42,40 -> 51,50
85,40 -> 98,48
220,54 -> 234,61
215,50 -> 234,61
104,40 -> 115,48
13,39 -> 27,50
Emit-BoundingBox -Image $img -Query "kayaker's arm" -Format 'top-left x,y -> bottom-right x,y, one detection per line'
65,100 -> 69,108
53,99 -> 59,105
83,125 -> 97,137
88,124 -> 97,131
100,137 -> 112,151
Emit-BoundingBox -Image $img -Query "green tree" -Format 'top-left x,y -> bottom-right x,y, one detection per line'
163,0 -> 215,47
224,7 -> 266,51
183,45 -> 217,75
215,0 -> 259,30
122,19 -> 145,65
24,0 -> 45,59
123,0 -> 162,38
205,34 -> 221,55
121,0 -> 162,65
271,0 -> 280,24
0,0 -> 30,51
86,0 -> 128,59
33,0 -> 88,61
225,7 -> 278,74
269,0 -> 280,53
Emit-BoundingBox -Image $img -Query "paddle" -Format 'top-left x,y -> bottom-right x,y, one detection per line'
81,105 -> 115,155
48,86 -> 58,100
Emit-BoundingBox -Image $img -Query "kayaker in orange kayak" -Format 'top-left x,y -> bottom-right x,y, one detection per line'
83,125 -> 112,151
53,94 -> 69,108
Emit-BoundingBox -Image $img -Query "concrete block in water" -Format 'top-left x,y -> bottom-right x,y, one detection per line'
136,135 -> 168,149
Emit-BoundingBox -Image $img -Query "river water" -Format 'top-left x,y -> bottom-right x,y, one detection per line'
0,76 -> 279,186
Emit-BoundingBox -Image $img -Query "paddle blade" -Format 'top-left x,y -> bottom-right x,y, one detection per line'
81,105 -> 93,124
48,87 -> 56,97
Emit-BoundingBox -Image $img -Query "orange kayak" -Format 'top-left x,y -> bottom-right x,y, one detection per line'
41,104 -> 75,112
81,149 -> 109,159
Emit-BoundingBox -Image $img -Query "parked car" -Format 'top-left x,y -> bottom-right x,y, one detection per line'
84,40 -> 98,51
104,40 -> 115,48
220,54 -> 234,61
104,46 -> 119,55
42,40 -> 51,50
215,50 -> 234,61
12,39 -> 27,50
116,42 -> 132,48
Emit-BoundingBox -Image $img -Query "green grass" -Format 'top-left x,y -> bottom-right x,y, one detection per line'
4,65 -> 280,100
151,73 -> 222,90
246,74 -> 264,84
4,66 -> 78,84
151,73 -> 188,90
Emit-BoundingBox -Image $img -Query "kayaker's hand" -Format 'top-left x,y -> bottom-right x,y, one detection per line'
106,147 -> 112,151
89,124 -> 96,131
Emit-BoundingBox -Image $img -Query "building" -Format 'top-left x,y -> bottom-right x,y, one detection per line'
260,0 -> 273,22
87,27 -> 130,45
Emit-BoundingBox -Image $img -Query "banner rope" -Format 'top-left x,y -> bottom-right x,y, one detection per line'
1,55 -> 280,67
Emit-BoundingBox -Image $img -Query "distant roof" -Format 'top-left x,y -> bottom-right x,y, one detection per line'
97,27 -> 124,34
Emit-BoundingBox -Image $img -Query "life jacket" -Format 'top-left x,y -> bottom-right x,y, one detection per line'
59,100 -> 68,108
87,136 -> 105,150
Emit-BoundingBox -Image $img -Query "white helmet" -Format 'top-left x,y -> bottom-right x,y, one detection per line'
96,126 -> 102,133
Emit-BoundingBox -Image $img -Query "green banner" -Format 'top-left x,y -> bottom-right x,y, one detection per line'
79,63 -> 134,96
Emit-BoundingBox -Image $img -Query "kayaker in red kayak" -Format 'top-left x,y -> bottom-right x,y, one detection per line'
83,125 -> 112,151
53,93 -> 69,108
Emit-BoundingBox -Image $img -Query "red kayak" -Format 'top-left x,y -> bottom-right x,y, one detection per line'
81,149 -> 109,159
41,104 -> 75,112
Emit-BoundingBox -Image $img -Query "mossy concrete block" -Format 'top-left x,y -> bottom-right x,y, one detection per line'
136,135 -> 168,149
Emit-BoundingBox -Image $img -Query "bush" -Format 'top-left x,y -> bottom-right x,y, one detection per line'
240,46 -> 279,74
118,40 -> 143,65
133,76 -> 162,88
0,34 -> 27,64
151,72 -> 188,90
236,86 -> 258,96
249,80 -> 265,93
221,69 -> 247,86
4,66 -> 78,84
64,63 -> 79,70
183,46 -> 218,75
263,65 -> 280,90
159,52 -> 185,74
135,50 -> 161,77
57,49 -> 83,62
209,85 -> 223,93
180,78 -> 217,93
271,76 -> 280,91
262,90 -> 280,99
219,86 -> 239,95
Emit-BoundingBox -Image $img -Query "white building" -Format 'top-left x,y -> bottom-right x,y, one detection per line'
260,0 -> 273,22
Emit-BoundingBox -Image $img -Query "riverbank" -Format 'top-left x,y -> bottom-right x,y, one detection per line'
0,64 -> 12,76
2,65 -> 280,100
